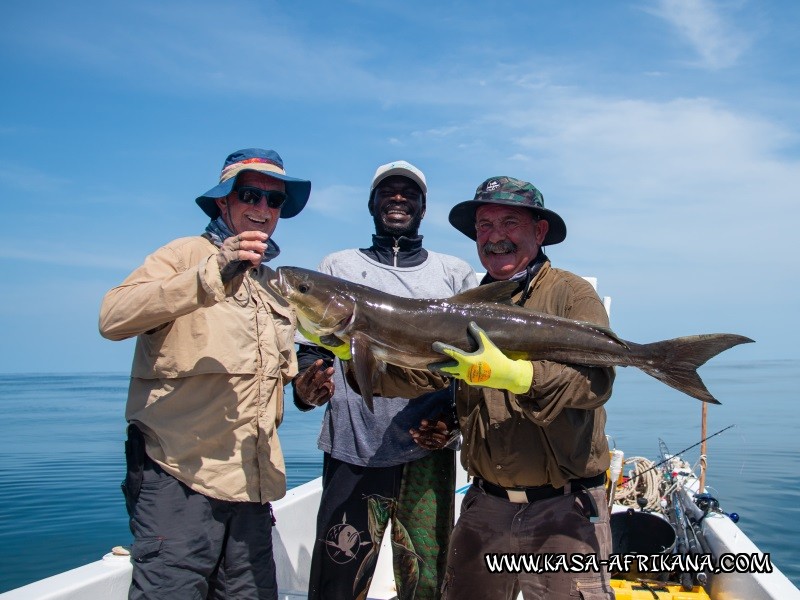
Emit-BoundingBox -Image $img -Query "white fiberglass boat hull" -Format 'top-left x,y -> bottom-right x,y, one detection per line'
3,465 -> 799,599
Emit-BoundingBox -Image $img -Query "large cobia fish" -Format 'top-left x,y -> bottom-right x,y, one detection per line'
270,266 -> 753,409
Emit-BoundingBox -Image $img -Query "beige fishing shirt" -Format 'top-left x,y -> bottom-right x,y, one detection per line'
371,260 -> 614,489
99,235 -> 297,503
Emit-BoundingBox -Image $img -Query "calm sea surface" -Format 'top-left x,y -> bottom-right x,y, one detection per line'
1,362 -> 798,593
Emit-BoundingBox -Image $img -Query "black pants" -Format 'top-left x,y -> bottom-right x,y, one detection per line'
126,456 -> 277,600
308,451 -> 455,600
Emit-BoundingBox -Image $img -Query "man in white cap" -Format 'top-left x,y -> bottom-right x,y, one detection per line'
293,161 -> 477,599
100,148 -> 311,600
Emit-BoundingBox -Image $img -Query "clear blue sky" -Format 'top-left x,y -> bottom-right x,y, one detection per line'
1,0 -> 798,373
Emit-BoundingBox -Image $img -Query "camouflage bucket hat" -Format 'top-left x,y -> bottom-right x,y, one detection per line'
448,176 -> 567,245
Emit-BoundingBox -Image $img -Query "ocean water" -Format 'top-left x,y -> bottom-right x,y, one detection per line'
0,362 -> 798,593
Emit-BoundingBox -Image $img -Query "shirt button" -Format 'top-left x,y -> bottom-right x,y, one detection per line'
492,423 -> 500,430
496,465 -> 503,470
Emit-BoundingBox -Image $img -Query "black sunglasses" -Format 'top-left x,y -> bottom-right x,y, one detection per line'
235,186 -> 287,209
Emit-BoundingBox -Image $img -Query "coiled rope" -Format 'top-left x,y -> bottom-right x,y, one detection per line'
613,456 -> 664,511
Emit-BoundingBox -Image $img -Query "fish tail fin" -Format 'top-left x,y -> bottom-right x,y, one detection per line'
637,334 -> 754,404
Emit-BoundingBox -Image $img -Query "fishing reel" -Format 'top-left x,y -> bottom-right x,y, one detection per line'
694,493 -> 719,513
694,493 -> 740,523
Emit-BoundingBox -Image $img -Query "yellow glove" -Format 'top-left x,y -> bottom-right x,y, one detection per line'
429,321 -> 533,394
297,322 -> 352,361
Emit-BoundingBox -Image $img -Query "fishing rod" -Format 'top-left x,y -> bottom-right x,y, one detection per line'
627,424 -> 735,484
659,440 -> 692,589
659,439 -> 708,591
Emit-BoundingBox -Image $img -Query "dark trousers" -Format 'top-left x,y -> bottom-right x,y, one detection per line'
442,485 -> 613,600
126,456 -> 277,600
308,451 -> 455,600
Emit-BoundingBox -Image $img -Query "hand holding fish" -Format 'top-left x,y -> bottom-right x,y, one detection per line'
294,359 -> 336,407
430,321 -> 534,395
217,231 -> 269,283
410,412 -> 458,450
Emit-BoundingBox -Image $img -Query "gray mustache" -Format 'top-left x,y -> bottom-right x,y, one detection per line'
482,240 -> 517,255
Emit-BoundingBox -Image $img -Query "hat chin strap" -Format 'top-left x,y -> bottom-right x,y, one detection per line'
221,198 -> 239,235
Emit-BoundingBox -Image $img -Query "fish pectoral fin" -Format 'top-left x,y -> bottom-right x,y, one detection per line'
448,280 -> 520,305
350,331 -> 378,412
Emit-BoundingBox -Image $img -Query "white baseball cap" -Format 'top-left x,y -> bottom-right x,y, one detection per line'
370,160 -> 427,195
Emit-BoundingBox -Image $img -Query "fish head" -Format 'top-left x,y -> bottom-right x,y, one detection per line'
270,267 -> 356,336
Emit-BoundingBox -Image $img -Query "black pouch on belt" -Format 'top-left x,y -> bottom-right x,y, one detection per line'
575,486 -> 601,523
122,423 -> 146,520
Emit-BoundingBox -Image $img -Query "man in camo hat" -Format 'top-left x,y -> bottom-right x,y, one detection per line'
381,176 -> 615,599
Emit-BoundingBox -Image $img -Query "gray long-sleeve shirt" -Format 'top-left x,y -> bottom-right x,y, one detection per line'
299,245 -> 476,467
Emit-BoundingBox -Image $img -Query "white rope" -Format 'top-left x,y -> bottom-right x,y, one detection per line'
613,456 -> 664,512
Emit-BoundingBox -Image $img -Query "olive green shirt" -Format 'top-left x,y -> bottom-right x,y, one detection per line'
370,260 -> 614,489
457,261 -> 614,489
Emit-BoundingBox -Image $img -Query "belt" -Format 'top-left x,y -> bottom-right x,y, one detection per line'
473,472 -> 606,504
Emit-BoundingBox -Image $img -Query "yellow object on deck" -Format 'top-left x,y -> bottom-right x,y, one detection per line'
610,579 -> 711,600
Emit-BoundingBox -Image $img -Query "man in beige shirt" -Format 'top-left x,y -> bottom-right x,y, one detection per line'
99,148 -> 311,600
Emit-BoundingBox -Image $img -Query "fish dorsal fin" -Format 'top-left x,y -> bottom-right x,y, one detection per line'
448,281 -> 520,305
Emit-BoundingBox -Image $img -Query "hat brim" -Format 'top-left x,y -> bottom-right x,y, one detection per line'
371,167 -> 427,195
448,200 -> 567,246
196,170 -> 311,219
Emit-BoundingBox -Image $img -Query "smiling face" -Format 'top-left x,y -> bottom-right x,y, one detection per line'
214,171 -> 285,236
475,204 -> 549,280
369,175 -> 425,237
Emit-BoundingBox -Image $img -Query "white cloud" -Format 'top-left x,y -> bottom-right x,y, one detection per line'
507,95 -> 796,200
411,126 -> 463,139
475,89 -> 799,275
645,0 -> 752,69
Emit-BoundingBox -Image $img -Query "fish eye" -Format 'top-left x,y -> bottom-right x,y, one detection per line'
298,284 -> 310,294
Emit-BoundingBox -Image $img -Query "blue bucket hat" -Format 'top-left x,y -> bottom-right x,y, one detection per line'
195,148 -> 311,219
